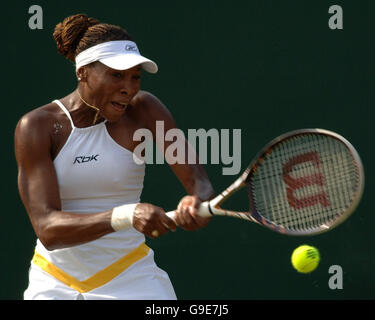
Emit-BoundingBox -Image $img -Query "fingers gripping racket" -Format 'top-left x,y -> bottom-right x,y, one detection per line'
166,129 -> 364,236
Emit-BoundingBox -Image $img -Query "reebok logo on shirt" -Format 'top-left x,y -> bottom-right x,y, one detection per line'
73,154 -> 99,164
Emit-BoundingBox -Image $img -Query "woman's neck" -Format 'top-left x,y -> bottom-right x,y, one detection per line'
60,90 -> 105,128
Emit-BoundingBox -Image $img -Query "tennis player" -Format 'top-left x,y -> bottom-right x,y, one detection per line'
15,14 -> 215,300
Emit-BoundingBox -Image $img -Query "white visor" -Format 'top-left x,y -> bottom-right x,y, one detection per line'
75,40 -> 158,73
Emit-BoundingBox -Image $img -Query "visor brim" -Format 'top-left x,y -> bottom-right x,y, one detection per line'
99,54 -> 158,73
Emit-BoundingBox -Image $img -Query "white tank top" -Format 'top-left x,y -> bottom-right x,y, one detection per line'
34,99 -> 146,281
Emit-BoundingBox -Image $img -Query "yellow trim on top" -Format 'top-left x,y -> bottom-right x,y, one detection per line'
32,242 -> 150,293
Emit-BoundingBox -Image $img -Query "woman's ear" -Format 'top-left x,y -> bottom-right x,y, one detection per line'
76,66 -> 88,82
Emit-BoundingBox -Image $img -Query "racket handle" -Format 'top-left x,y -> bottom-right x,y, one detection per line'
165,211 -> 177,222
165,201 -> 212,223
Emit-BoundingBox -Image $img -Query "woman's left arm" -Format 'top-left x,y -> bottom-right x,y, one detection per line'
139,91 -> 215,231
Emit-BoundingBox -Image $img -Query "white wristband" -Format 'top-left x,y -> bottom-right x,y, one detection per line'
111,203 -> 138,231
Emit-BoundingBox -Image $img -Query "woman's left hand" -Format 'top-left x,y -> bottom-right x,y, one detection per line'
174,195 -> 211,231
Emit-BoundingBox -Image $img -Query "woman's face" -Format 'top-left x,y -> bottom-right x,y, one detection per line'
80,62 -> 142,122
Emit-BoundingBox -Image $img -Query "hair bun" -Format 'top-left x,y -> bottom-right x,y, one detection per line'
53,14 -> 99,62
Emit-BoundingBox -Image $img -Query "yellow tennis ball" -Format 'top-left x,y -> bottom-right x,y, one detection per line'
291,245 -> 320,273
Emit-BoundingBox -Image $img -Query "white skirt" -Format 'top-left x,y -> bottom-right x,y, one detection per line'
24,249 -> 177,300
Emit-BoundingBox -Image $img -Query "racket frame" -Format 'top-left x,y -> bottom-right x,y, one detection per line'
200,129 -> 365,236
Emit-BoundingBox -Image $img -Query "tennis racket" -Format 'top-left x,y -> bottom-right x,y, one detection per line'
166,129 -> 364,236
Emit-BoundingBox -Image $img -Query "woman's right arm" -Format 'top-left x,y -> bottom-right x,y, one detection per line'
15,110 -> 175,250
15,110 -> 118,250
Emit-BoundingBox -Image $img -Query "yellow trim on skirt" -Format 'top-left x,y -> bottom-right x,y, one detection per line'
32,242 -> 150,293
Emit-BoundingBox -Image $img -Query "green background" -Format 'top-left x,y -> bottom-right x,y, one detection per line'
2,0 -> 374,299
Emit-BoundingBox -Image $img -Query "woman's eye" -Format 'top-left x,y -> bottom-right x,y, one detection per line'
113,73 -> 122,78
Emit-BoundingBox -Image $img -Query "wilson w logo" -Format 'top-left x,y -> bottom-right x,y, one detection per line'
73,154 -> 99,164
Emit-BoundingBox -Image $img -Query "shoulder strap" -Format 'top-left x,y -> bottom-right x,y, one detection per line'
52,99 -> 75,129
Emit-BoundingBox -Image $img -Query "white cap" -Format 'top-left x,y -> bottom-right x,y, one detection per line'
75,40 -> 158,73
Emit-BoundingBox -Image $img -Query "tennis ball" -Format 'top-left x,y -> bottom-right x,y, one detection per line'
291,245 -> 320,273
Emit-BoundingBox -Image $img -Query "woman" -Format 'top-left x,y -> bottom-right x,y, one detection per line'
15,14 -> 214,300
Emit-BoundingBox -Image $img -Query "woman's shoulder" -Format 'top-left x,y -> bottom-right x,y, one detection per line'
128,90 -> 176,131
15,102 -> 61,137
131,90 -> 173,118
132,90 -> 162,107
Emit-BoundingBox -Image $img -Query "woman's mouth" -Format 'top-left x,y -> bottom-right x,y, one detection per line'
111,101 -> 127,112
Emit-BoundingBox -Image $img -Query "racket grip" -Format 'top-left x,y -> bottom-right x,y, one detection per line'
165,201 -> 212,223
165,211 -> 177,222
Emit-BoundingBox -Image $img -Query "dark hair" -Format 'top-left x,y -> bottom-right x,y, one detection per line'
53,14 -> 133,62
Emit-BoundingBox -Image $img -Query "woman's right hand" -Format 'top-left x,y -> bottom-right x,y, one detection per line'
132,203 -> 177,238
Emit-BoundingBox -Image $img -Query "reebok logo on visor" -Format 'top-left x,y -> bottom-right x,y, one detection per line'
125,45 -> 137,52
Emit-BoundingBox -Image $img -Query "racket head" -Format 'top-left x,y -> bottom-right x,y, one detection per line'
239,128 -> 364,235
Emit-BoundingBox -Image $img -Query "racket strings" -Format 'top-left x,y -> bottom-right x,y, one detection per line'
251,134 -> 360,232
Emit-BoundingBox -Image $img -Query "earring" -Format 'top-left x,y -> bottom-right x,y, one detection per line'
77,77 -> 82,81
